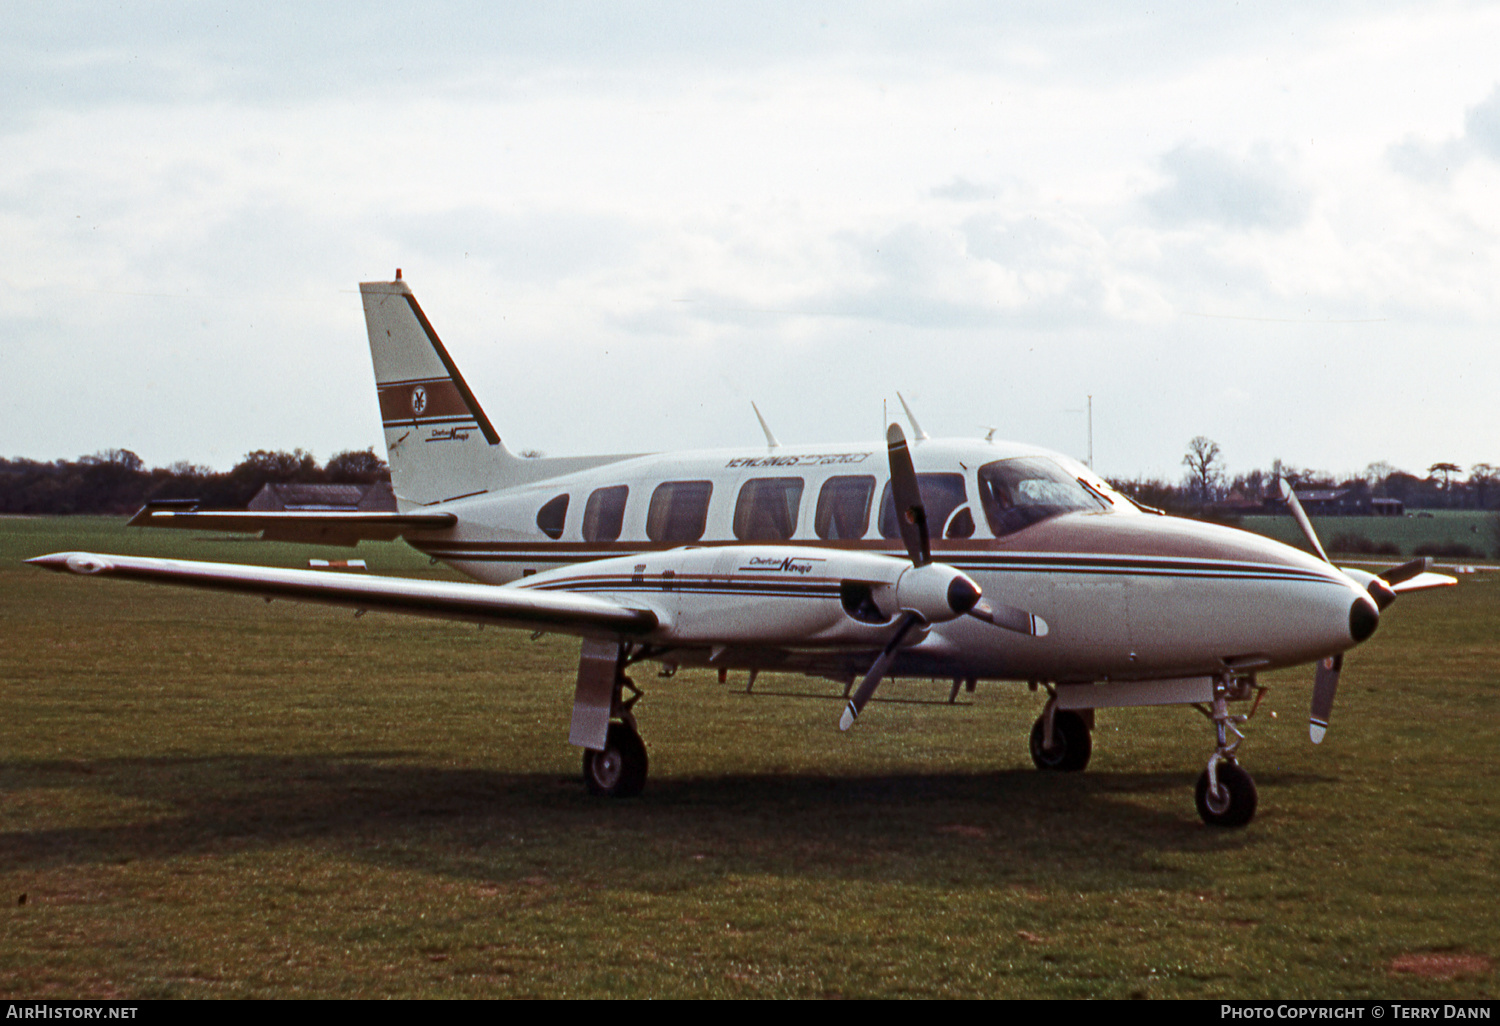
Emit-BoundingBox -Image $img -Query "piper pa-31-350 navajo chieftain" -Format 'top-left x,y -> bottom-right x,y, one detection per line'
30,273 -> 1456,827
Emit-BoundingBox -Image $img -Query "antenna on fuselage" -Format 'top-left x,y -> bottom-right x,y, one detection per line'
896,392 -> 929,441
750,402 -> 780,448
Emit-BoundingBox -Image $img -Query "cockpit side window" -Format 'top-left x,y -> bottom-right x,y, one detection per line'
978,457 -> 1108,537
535,494 -> 569,540
877,474 -> 967,540
733,477 -> 804,541
647,480 -> 713,543
582,485 -> 628,543
815,475 -> 875,540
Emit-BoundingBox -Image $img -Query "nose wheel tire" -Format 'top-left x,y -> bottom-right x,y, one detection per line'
583,722 -> 648,798
1195,761 -> 1257,827
1029,710 -> 1092,772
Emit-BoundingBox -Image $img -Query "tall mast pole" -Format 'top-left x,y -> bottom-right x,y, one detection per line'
1087,394 -> 1093,469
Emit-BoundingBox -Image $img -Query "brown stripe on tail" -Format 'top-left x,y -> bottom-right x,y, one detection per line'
378,378 -> 476,424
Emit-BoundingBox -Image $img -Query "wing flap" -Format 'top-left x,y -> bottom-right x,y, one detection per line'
27,552 -> 657,637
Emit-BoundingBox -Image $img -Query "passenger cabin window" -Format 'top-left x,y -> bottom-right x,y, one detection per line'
647,480 -> 713,543
582,485 -> 628,543
535,494 -> 569,540
878,474 -> 968,541
733,477 -> 804,541
815,475 -> 875,540
977,457 -> 1108,537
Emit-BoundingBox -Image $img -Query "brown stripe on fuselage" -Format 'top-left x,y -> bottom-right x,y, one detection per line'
378,378 -> 473,424
409,513 -> 1324,573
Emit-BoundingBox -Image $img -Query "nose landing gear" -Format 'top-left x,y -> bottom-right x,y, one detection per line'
1193,676 -> 1266,827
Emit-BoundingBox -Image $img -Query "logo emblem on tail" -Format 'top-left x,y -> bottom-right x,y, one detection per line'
411,385 -> 428,415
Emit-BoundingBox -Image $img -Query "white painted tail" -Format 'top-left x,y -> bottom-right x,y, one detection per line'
360,278 -> 519,508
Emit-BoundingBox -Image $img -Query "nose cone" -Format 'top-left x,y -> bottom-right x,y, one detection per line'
946,573 -> 982,616
1349,592 -> 1380,643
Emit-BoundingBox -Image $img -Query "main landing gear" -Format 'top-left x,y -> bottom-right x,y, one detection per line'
573,640 -> 655,798
583,721 -> 649,798
1029,707 -> 1092,772
1029,675 -> 1266,827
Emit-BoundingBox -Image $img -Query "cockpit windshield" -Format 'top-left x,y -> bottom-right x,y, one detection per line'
978,457 -> 1109,537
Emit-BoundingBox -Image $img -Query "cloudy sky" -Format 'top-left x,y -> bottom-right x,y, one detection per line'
5,2 -> 1499,482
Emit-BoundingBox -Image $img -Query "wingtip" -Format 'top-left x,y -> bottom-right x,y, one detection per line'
25,552 -> 72,572
839,704 -> 857,731
1309,721 -> 1327,744
25,552 -> 113,574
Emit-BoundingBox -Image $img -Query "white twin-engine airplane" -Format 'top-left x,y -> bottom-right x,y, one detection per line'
30,274 -> 1456,827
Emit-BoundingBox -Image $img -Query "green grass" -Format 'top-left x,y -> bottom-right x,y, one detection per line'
1,517 -> 1496,998
1238,510 -> 1498,560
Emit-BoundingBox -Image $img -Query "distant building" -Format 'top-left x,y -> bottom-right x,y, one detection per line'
248,482 -> 396,512
1289,488 -> 1402,517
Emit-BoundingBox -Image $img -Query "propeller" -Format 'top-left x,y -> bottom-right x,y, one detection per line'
839,424 -> 1047,731
1276,478 -> 1395,745
1276,478 -> 1346,744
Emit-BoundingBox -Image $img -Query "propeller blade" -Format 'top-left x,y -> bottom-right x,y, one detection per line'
1279,478 -> 1331,564
1310,653 -> 1342,744
1378,556 -> 1432,586
886,423 -> 930,567
839,613 -> 921,730
970,599 -> 1049,637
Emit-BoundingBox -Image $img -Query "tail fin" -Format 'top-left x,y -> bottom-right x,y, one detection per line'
361,275 -> 642,508
361,277 -> 519,507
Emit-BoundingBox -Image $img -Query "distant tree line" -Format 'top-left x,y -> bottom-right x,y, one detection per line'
0,448 -> 390,515
1107,436 -> 1500,516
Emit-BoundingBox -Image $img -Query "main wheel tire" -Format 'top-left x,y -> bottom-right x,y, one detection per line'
1195,761 -> 1257,827
1029,710 -> 1092,772
582,722 -> 648,798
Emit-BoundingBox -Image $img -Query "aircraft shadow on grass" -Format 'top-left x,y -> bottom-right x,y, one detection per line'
0,752 -> 1337,887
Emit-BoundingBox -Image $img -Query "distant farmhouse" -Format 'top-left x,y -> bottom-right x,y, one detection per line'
248,482 -> 396,512
1290,489 -> 1403,517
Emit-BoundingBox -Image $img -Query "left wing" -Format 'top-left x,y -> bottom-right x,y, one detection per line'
26,552 -> 657,638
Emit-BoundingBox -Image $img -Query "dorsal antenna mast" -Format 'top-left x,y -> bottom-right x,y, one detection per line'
896,392 -> 930,441
751,402 -> 780,448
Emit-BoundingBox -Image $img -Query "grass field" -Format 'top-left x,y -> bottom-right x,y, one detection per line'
1238,510 -> 1498,561
2,517 -> 1496,998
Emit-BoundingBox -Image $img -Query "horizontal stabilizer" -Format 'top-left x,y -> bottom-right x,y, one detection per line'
128,504 -> 456,547
27,551 -> 657,637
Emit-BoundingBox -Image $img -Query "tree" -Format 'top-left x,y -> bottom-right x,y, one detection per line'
325,448 -> 389,482
1182,436 -> 1224,505
1469,464 -> 1498,511
1428,462 -> 1462,490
